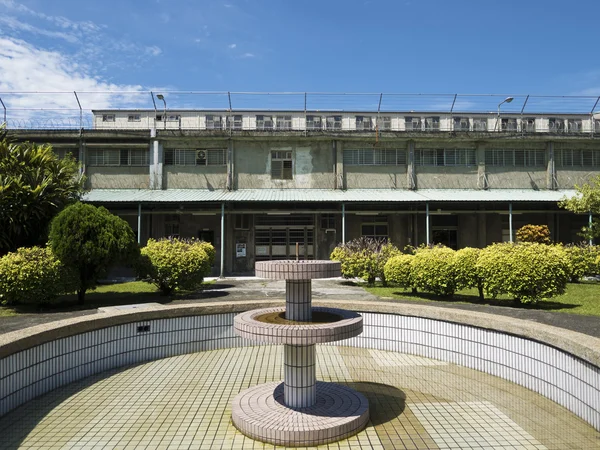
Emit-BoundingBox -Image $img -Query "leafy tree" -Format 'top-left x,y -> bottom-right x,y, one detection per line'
49,203 -> 139,304
0,131 -> 84,254
559,176 -> 600,240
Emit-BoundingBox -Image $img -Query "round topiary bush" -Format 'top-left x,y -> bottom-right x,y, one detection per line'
476,242 -> 569,304
410,245 -> 456,297
0,246 -> 77,306
137,238 -> 213,295
383,254 -> 414,289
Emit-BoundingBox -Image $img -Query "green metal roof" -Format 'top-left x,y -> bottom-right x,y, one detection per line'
83,188 -> 577,203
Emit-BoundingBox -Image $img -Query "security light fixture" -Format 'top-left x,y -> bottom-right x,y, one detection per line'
156,94 -> 166,129
496,96 -> 515,131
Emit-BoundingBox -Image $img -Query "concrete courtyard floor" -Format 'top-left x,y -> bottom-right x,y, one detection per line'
1,345 -> 599,450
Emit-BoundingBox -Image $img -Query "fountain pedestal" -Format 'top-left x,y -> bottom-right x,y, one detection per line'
231,260 -> 369,447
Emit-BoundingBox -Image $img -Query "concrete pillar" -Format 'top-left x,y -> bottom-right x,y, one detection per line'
335,140 -> 344,189
150,140 -> 163,189
407,140 -> 416,189
220,203 -> 225,278
284,344 -> 316,408
425,202 -> 430,245
509,203 -> 513,243
477,144 -> 487,189
547,141 -> 555,190
341,203 -> 346,244
285,280 -> 312,321
137,203 -> 142,244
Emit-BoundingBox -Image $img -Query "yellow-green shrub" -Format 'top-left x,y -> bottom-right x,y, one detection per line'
383,254 -> 414,288
453,247 -> 484,299
564,244 -> 600,282
137,238 -> 213,295
516,224 -> 551,244
476,242 -> 569,303
330,238 -> 400,285
0,246 -> 77,305
410,245 -> 456,296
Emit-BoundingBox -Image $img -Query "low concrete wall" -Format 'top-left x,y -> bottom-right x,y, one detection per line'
1,300 -> 599,430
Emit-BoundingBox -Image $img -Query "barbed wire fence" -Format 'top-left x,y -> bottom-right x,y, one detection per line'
0,91 -> 599,130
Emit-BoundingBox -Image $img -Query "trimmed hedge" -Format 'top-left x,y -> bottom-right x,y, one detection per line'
476,242 -> 569,304
411,245 -> 456,297
564,244 -> 600,282
137,238 -> 213,295
383,254 -> 414,288
0,246 -> 77,305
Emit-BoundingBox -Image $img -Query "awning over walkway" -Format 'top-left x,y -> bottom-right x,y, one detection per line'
83,188 -> 577,203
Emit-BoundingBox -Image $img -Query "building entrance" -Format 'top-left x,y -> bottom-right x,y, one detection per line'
254,214 -> 314,261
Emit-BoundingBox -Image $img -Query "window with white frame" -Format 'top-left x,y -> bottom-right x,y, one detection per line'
164,149 -> 226,166
355,116 -> 373,131
128,114 -> 141,122
306,115 -> 322,130
425,116 -> 439,131
227,115 -> 243,130
256,115 -> 273,130
522,117 -> 536,132
343,148 -> 407,165
559,149 -> 600,167
415,149 -> 476,166
276,115 -> 292,130
473,118 -> 488,131
485,149 -> 545,166
567,119 -> 582,133
501,118 -> 518,131
548,118 -> 565,132
206,115 -> 223,129
271,150 -> 293,179
453,117 -> 470,131
88,148 -> 149,166
361,217 -> 388,241
376,116 -> 391,130
102,114 -> 115,122
326,115 -> 342,130
405,116 -> 422,131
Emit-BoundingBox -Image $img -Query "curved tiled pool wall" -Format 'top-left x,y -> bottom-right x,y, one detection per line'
1,310 -> 599,431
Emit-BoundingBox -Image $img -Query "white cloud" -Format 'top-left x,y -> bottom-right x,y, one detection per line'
0,37 -> 145,126
241,52 -> 254,58
228,43 -> 236,49
0,15 -> 79,43
145,45 -> 162,57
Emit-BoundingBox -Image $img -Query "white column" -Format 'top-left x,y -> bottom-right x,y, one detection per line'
137,203 -> 142,244
341,203 -> 346,244
509,203 -> 513,243
284,344 -> 316,408
285,280 -> 312,321
426,202 -> 430,245
220,202 -> 225,278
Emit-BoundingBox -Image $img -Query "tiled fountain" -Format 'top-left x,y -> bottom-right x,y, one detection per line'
231,260 -> 369,446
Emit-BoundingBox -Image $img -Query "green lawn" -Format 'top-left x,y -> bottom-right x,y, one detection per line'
364,282 -> 600,317
0,280 -> 214,317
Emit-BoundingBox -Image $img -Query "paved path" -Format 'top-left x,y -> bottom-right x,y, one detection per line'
1,278 -> 599,338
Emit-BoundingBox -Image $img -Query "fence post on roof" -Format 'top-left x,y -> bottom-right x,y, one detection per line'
0,96 -> 6,125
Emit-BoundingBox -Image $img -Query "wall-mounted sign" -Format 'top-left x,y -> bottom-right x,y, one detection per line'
236,243 -> 247,258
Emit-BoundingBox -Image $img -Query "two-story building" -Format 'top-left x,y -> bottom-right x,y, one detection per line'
10,101 -> 600,275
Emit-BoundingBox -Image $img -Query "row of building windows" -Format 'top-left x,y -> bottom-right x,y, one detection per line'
83,147 -> 600,168
100,113 -> 600,133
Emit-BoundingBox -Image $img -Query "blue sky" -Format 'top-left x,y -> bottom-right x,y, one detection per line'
1,0 -> 600,113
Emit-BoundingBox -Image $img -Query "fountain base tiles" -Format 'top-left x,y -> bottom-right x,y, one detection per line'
231,260 -> 370,447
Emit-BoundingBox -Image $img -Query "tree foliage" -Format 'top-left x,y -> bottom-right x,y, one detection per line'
48,203 -> 138,304
0,132 -> 84,254
559,176 -> 600,239
137,238 -> 213,295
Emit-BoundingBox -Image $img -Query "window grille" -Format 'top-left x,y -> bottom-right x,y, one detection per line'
406,116 -> 422,131
326,115 -> 342,130
415,149 -> 475,166
361,218 -> 388,241
567,119 -> 582,133
485,149 -> 545,166
256,115 -> 273,130
128,114 -> 141,122
306,115 -> 322,130
102,114 -> 115,122
376,116 -> 391,130
453,117 -> 470,131
559,149 -> 600,167
473,118 -> 488,131
355,116 -> 373,131
522,118 -> 536,132
206,115 -> 223,129
164,149 -> 226,166
226,115 -> 243,130
501,118 -> 518,131
343,148 -> 406,165
164,214 -> 180,238
271,151 -> 293,179
276,115 -> 292,130
548,118 -> 565,132
424,116 -> 439,131
88,149 -> 149,166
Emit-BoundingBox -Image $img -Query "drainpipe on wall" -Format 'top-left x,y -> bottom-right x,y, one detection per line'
220,203 -> 225,278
